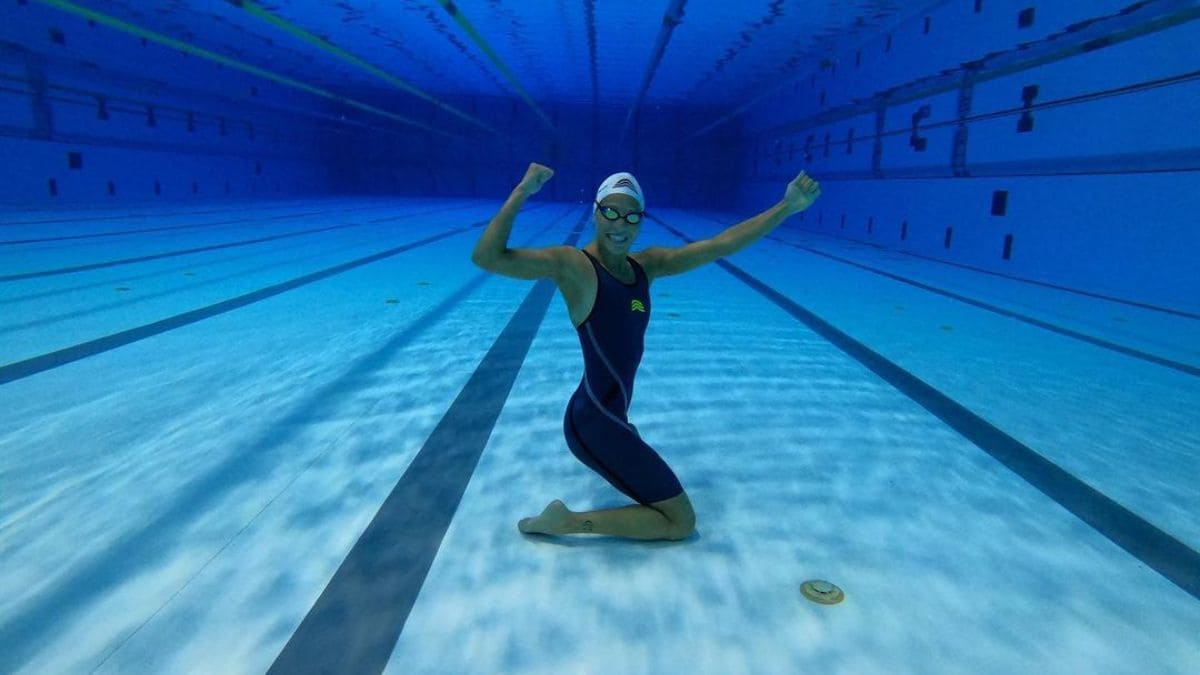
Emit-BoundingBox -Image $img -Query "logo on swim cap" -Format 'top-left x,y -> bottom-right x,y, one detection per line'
630,299 -> 646,313
596,172 -> 644,210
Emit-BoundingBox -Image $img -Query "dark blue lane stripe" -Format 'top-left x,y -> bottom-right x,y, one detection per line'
1,211 -> 324,245
0,225 -> 481,386
781,226 -> 1200,320
0,201 -> 479,246
268,208 -> 589,675
0,206 -> 283,227
655,217 -> 1200,601
1,223 -> 361,281
0,198 -> 357,226
0,201 -> 483,282
768,236 -> 1200,378
0,207 -> 574,675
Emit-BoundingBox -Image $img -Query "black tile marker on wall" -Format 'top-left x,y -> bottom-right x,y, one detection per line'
992,190 -> 1009,215
910,105 -> 931,151
1019,85 -> 1038,132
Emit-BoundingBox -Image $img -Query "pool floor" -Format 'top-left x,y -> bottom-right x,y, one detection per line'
1,197 -> 1197,674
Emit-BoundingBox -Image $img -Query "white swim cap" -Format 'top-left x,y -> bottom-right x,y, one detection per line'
595,172 -> 644,211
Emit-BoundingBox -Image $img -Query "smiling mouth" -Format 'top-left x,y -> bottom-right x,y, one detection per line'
607,233 -> 629,243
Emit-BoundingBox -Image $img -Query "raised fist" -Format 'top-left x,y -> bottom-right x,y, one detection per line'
784,171 -> 821,212
518,162 -> 554,196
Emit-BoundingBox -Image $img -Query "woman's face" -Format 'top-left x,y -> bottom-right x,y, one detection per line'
594,193 -> 642,254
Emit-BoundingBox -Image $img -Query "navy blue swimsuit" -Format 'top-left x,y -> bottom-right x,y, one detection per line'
563,249 -> 684,505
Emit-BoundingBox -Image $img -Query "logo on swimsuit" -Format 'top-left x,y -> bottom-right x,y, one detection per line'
630,299 -> 646,313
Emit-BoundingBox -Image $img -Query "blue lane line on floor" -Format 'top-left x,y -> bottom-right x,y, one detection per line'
0,199 -> 356,226
268,208 -> 589,675
0,201 -> 475,246
0,224 -> 482,385
0,202 -> 485,280
0,207 -> 267,227
775,226 -> 1200,320
0,207 -> 575,675
0,223 -> 360,281
1,208 -> 336,245
655,216 -> 1200,602
768,235 -> 1200,377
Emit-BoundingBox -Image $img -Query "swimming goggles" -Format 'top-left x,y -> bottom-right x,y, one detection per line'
595,201 -> 644,225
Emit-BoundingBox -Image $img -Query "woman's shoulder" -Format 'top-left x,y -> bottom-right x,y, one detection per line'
631,248 -> 661,283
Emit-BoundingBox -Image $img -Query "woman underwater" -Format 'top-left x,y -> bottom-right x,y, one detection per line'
471,163 -> 821,541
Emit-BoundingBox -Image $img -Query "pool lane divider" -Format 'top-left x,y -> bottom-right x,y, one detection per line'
433,0 -> 556,135
619,0 -> 687,144
229,0 -> 496,135
0,209 -> 524,386
653,215 -> 1200,602
32,0 -> 458,138
767,236 -> 1200,377
0,202 -> 487,282
268,207 -> 590,674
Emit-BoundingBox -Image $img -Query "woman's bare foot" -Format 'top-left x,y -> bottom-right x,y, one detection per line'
518,499 -> 579,535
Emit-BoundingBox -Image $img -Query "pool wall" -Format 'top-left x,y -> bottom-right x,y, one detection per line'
0,2 -> 740,210
735,0 -> 1200,311
2,1 -> 1196,309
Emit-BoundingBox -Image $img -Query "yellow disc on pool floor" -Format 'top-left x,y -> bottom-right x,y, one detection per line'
800,580 -> 844,605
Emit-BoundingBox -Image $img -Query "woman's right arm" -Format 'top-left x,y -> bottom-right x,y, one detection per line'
471,163 -> 570,281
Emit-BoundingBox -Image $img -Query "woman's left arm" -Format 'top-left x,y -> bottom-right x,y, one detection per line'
642,171 -> 821,278
714,171 -> 821,256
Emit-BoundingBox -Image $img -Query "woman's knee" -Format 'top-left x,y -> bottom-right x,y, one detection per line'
654,492 -> 695,540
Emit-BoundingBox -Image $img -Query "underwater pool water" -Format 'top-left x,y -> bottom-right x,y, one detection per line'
1,196 -> 1196,673
2,1 -> 1198,673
